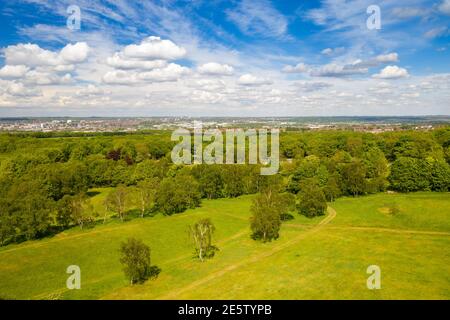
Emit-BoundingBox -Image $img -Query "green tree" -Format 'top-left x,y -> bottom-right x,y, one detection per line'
188,218 -> 217,261
339,159 -> 367,196
105,185 -> 129,221
297,183 -> 327,218
197,165 -> 224,199
250,184 -> 291,242
323,175 -> 341,202
156,175 -> 201,215
136,178 -> 159,217
119,238 -> 152,285
222,165 -> 245,197
429,159 -> 450,191
389,157 -> 430,192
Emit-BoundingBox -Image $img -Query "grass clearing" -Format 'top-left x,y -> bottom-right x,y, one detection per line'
0,191 -> 449,300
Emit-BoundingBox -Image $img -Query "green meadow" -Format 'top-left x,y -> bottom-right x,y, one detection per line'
0,190 -> 449,300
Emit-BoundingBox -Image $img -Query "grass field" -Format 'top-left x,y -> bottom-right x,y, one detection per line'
0,191 -> 449,300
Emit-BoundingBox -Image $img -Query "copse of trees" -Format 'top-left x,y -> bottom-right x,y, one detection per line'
250,177 -> 294,242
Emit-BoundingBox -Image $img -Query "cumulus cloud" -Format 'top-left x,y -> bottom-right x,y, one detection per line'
102,37 -> 189,85
237,74 -> 273,86
191,90 -> 226,104
294,81 -> 333,92
373,65 -> 409,79
282,63 -> 308,73
137,63 -> 190,82
59,42 -> 90,63
310,64 -> 367,77
302,53 -> 399,78
3,42 -> 90,67
76,84 -> 109,96
198,62 -> 234,76
0,42 -> 89,86
106,53 -> 167,70
375,53 -> 399,63
6,82 -> 42,97
24,70 -> 73,85
102,63 -> 189,85
190,79 -> 226,91
350,53 -> 399,68
0,65 -> 29,79
122,36 -> 186,60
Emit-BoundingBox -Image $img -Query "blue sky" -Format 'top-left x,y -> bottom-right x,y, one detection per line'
0,0 -> 449,116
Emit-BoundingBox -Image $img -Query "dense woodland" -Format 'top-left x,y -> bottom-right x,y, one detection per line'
0,127 -> 449,246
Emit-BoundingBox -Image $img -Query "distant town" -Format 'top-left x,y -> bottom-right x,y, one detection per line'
0,116 -> 449,133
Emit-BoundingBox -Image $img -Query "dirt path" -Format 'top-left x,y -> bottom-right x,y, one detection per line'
156,207 -> 337,300
32,228 -> 250,300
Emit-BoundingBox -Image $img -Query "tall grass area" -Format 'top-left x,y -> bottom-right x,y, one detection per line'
0,191 -> 448,300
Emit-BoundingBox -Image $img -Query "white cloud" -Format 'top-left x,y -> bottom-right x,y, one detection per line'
190,79 -> 226,91
226,0 -> 288,37
191,90 -> 226,104
102,63 -> 189,85
310,64 -> 367,77
6,82 -> 42,97
373,65 -> 409,79
237,73 -> 273,86
4,42 -> 90,67
294,81 -> 333,92
198,62 -> 234,76
102,70 -> 138,85
0,65 -> 29,79
53,64 -> 75,72
321,47 -> 345,56
24,70 -> 73,85
59,42 -> 90,63
282,63 -> 308,73
76,84 -> 108,96
137,63 -> 190,82
106,53 -> 167,70
321,48 -> 333,55
376,53 -> 398,63
122,36 -> 186,60
424,27 -> 448,39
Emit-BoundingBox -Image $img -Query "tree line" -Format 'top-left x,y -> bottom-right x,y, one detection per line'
0,127 -> 449,246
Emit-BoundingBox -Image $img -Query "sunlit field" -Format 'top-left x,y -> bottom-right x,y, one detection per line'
1,190 -> 448,300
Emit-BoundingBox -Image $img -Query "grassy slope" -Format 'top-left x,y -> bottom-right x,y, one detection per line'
0,191 -> 449,300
